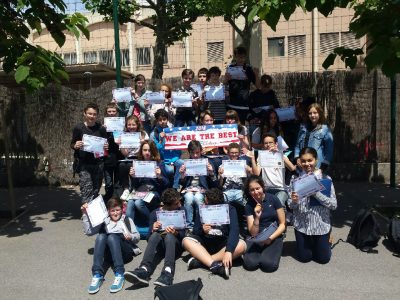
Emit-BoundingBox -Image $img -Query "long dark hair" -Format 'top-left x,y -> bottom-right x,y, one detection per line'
259,109 -> 282,138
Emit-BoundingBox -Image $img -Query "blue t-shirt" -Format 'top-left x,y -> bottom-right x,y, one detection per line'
244,193 -> 282,232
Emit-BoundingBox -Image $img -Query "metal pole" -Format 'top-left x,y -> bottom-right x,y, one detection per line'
113,0 -> 123,88
390,75 -> 397,187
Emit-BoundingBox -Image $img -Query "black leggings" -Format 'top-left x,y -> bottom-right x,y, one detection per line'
243,236 -> 283,272
294,229 -> 331,264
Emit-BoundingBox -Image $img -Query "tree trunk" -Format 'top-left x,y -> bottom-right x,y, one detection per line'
152,29 -> 166,80
242,23 -> 252,62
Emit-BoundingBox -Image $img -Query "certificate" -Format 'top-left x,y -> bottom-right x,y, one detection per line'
276,106 -> 296,122
277,136 -> 289,151
82,134 -> 107,157
226,66 -> 247,80
222,160 -> 246,177
145,91 -> 165,104
292,173 -> 324,199
112,87 -> 132,103
104,117 -> 125,132
258,150 -> 284,168
204,85 -> 225,101
133,160 -> 156,178
120,132 -> 141,149
172,91 -> 193,108
247,223 -> 278,243
199,204 -> 230,225
156,210 -> 187,230
190,84 -> 203,97
86,195 -> 108,227
184,159 -> 208,176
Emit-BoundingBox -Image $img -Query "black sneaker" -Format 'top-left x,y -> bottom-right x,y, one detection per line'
187,257 -> 203,270
209,261 -> 229,280
154,271 -> 173,287
124,267 -> 150,286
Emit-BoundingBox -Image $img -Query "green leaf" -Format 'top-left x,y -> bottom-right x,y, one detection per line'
322,53 -> 337,69
15,65 -> 30,83
247,5 -> 259,23
345,55 -> 357,69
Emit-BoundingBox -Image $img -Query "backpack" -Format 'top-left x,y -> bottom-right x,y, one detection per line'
154,278 -> 203,300
346,208 -> 381,253
387,216 -> 400,256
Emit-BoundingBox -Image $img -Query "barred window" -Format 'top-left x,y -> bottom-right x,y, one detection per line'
320,32 -> 339,54
84,51 -> 98,64
99,50 -> 114,67
207,42 -> 223,62
136,47 -> 151,65
121,49 -> 130,67
268,37 -> 285,57
341,32 -> 360,49
288,35 -> 306,56
63,52 -> 77,65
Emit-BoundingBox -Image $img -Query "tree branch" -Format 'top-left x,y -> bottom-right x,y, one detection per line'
225,17 -> 244,38
128,18 -> 156,30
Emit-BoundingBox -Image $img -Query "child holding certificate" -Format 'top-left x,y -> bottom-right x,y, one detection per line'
224,110 -> 250,155
294,103 -> 333,171
205,66 -> 226,123
249,132 -> 296,207
125,189 -> 186,287
243,176 -> 286,272
174,69 -> 199,127
71,102 -> 108,203
179,140 -> 217,228
251,109 -> 283,150
151,109 -> 184,189
288,147 -> 337,264
82,197 -> 140,294
118,115 -> 149,200
149,83 -> 176,127
183,188 -> 246,279
127,141 -> 169,224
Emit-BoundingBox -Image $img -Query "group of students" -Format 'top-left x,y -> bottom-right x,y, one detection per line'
71,46 -> 336,294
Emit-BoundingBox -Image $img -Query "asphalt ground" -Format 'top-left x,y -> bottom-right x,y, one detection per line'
1,182 -> 400,300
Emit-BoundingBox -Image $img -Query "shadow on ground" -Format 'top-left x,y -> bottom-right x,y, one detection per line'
0,185 -> 81,238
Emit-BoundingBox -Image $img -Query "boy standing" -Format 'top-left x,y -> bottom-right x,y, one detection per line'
174,69 -> 199,127
71,102 -> 108,203
124,188 -> 186,287
224,46 -> 260,123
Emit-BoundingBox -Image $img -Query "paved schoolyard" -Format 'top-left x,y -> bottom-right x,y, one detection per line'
1,182 -> 399,299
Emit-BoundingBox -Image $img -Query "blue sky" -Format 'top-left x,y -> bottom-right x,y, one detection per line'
65,0 -> 86,13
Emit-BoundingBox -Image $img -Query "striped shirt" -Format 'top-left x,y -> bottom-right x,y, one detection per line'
288,169 -> 337,235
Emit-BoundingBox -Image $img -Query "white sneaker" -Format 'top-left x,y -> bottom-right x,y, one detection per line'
120,189 -> 130,201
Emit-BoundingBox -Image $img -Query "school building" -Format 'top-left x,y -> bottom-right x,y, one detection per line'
23,7 -> 366,80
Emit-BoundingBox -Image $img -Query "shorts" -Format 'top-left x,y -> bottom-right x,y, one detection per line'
184,234 -> 228,255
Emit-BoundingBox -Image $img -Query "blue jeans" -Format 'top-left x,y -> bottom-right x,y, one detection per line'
92,233 -> 133,275
164,159 -> 184,189
126,193 -> 160,223
223,189 -> 246,206
267,188 -> 289,207
184,192 -> 204,228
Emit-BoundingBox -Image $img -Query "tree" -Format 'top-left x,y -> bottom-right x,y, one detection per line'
1,0 -> 89,93
83,0 -> 207,79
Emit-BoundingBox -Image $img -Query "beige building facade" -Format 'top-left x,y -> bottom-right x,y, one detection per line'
28,7 -> 365,80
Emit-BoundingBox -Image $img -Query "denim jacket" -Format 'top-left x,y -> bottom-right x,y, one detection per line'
294,124 -> 333,167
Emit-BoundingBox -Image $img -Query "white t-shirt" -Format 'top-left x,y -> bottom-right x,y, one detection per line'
258,157 -> 286,190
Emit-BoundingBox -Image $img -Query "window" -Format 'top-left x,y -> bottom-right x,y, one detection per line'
63,52 -> 77,65
288,35 -> 306,56
84,51 -> 98,64
341,32 -> 360,49
121,49 -> 130,67
136,47 -> 151,65
207,42 -> 223,62
268,37 -> 285,57
320,32 -> 339,54
99,50 -> 114,67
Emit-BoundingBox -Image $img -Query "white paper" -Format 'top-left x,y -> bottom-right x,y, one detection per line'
82,134 -> 107,157
184,159 -> 208,176
222,160 -> 247,177
190,84 -> 203,98
120,132 -> 141,149
104,117 -> 125,132
142,192 -> 155,203
277,136 -> 289,151
134,160 -> 156,178
258,150 -> 284,168
156,210 -> 187,230
276,106 -> 296,122
292,173 -> 324,199
226,66 -> 247,80
145,91 -> 165,104
112,87 -> 132,103
172,91 -> 193,108
86,195 -> 108,227
199,204 -> 230,225
204,85 -> 225,101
